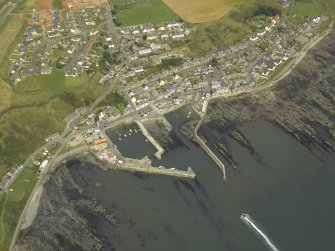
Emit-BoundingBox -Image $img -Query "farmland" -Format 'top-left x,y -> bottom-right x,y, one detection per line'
163,0 -> 248,23
113,0 -> 179,26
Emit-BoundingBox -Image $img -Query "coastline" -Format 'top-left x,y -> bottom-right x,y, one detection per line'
9,22 -> 335,251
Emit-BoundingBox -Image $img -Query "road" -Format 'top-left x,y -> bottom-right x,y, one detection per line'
106,2 -> 130,65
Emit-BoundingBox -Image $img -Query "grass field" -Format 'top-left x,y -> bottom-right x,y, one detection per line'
289,0 -> 335,24
313,0 -> 335,16
293,1 -> 320,18
114,0 -> 179,26
163,0 -> 248,23
0,166 -> 38,250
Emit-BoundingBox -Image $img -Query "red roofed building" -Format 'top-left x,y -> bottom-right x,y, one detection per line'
93,138 -> 108,150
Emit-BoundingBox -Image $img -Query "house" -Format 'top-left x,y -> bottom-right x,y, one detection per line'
172,73 -> 180,80
272,15 -> 280,24
158,79 -> 165,86
39,160 -> 49,172
150,43 -> 161,51
274,59 -> 282,66
133,66 -> 144,73
160,33 -> 170,39
147,33 -> 158,40
167,20 -> 181,28
313,17 -> 321,23
158,26 -> 165,31
138,47 -> 152,56
265,22 -> 274,31
250,35 -> 258,41
124,71 -> 135,78
171,32 -> 184,40
143,27 -> 155,33
262,69 -> 270,76
268,63 -> 276,71
257,30 -> 266,36
85,21 -> 96,25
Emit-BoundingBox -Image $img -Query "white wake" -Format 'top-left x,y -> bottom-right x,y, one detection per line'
241,214 -> 279,251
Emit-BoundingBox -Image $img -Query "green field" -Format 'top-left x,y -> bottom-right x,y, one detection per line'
314,0 -> 335,15
289,0 -> 335,25
114,0 -> 179,26
293,1 -> 320,17
0,166 -> 38,250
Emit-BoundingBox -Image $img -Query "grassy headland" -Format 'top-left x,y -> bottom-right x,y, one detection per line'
187,0 -> 281,57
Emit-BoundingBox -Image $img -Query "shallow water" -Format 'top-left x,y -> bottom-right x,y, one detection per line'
70,106 -> 335,251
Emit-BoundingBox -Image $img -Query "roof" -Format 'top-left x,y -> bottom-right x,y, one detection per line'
94,138 -> 108,145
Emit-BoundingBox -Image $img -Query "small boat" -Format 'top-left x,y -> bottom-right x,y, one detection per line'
134,129 -> 138,133
240,213 -> 250,220
130,129 -> 133,133
128,133 -> 131,136
119,138 -> 122,141
124,134 -> 127,137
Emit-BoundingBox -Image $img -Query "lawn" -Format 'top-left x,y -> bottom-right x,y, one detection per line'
0,166 -> 38,251
114,0 -> 179,26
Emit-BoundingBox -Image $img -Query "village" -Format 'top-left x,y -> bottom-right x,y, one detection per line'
93,13 -> 326,124
2,0 -> 328,189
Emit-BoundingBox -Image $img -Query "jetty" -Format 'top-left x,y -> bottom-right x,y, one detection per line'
135,120 -> 165,159
194,117 -> 226,179
109,158 -> 196,179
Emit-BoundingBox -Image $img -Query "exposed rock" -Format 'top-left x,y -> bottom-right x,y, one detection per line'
202,28 -> 335,157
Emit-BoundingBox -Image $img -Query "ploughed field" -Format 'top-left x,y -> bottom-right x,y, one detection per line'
163,0 -> 247,23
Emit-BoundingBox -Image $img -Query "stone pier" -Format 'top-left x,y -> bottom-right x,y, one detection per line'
135,120 -> 165,159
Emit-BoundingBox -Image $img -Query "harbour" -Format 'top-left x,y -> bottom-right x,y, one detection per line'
66,120 -> 335,250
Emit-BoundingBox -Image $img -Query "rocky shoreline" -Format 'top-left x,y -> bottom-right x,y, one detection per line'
197,28 -> 335,164
14,159 -> 118,251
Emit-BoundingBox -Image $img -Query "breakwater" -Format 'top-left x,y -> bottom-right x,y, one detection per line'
135,120 -> 165,159
194,117 -> 226,179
